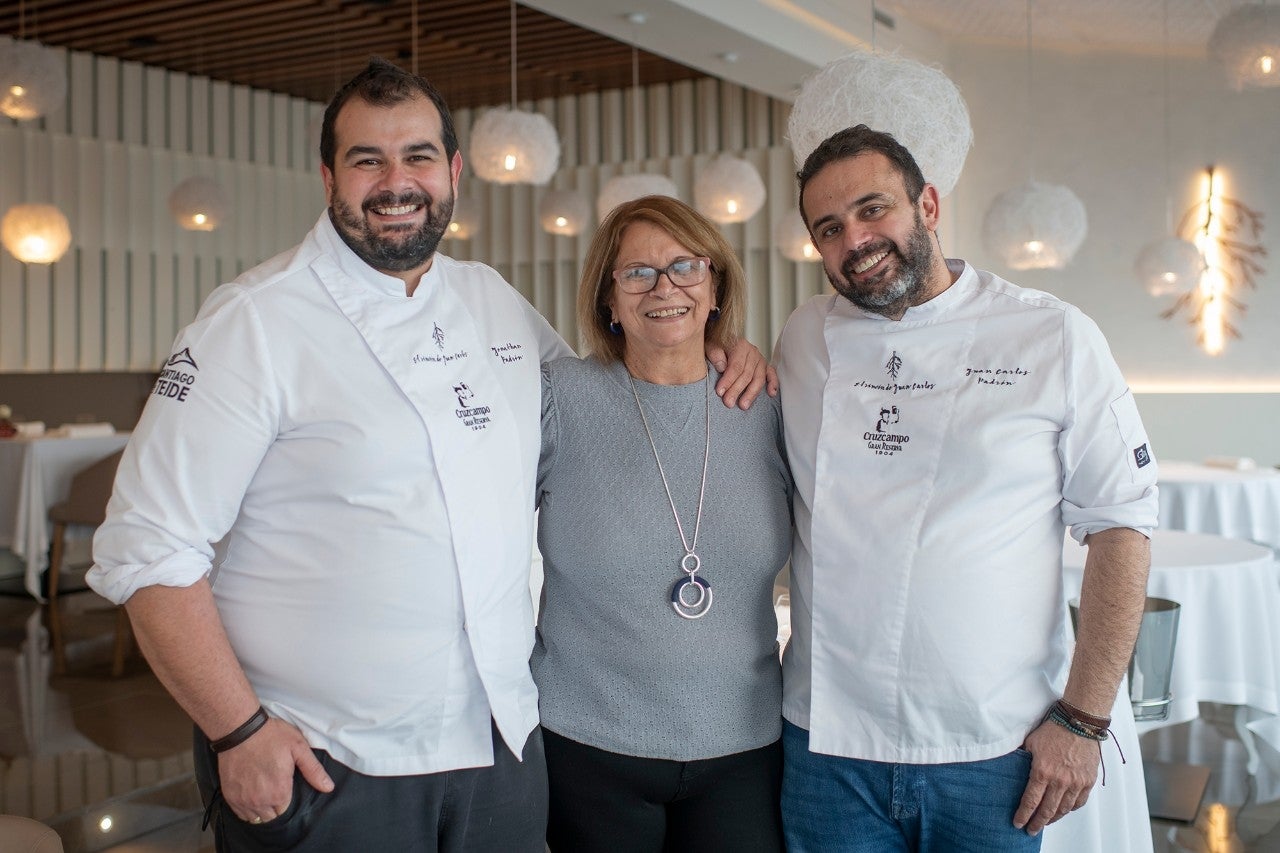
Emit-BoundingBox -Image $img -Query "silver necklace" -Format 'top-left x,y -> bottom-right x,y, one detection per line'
629,369 -> 713,620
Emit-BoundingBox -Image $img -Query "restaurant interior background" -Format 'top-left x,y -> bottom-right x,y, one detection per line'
1,0 -> 1276,461
1,0 -> 1279,850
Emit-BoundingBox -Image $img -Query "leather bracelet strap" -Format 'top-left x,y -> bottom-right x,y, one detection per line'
1046,704 -> 1109,741
209,706 -> 269,753
1056,698 -> 1111,729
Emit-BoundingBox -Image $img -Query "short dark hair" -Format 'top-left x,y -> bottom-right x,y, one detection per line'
320,57 -> 459,170
796,125 -> 926,223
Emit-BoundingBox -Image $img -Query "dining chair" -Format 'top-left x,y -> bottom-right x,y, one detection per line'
46,449 -> 132,677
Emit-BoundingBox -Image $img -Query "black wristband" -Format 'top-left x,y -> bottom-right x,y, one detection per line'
209,706 -> 269,753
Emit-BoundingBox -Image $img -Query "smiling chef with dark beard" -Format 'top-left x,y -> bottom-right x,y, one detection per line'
772,124 -> 1157,853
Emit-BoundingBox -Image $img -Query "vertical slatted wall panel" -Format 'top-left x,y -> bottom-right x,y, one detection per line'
1,47 -> 815,372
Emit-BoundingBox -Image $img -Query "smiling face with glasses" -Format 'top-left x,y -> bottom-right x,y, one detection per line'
612,257 -> 712,294
607,221 -> 719,382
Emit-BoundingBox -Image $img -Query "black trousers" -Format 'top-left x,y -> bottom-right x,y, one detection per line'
195,721 -> 547,852
543,726 -> 784,853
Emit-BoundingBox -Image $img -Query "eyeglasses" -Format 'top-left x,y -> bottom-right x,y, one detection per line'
612,257 -> 711,294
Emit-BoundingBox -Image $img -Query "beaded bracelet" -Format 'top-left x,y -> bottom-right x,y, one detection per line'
209,706 -> 269,753
1039,699 -> 1125,786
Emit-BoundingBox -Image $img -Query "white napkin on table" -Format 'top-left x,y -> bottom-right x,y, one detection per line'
1203,455 -> 1257,470
57,422 -> 116,438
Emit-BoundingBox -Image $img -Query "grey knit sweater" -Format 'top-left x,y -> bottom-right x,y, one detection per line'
532,355 -> 792,761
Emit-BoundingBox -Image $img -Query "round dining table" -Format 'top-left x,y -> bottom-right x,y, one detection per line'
1158,460 -> 1280,553
1063,529 -> 1280,772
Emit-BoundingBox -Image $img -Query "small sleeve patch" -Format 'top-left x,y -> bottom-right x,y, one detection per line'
1134,443 -> 1151,468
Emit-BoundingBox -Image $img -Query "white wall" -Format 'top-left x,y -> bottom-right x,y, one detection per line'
942,43 -> 1280,464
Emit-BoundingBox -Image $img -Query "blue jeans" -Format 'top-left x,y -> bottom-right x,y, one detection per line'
781,720 -> 1042,853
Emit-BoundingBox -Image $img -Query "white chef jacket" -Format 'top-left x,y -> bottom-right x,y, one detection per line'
774,259 -> 1158,765
89,214 -> 571,776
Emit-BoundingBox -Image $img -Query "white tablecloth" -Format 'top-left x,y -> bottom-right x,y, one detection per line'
1063,530 -> 1280,735
0,434 -> 131,599
1041,680 -> 1152,853
1158,460 -> 1280,553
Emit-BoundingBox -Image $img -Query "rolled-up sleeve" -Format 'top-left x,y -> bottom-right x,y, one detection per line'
88,287 -> 281,603
1057,308 -> 1159,543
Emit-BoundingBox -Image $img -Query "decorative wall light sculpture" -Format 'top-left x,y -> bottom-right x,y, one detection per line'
1163,167 -> 1266,355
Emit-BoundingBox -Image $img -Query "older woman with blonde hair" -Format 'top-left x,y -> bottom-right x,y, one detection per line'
533,195 -> 791,852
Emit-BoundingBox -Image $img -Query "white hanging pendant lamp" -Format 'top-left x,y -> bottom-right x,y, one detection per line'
169,176 -> 229,231
1208,3 -> 1280,90
694,155 -> 766,224
444,195 -> 479,241
1134,0 -> 1205,297
982,1 -> 1088,271
596,20 -> 681,220
597,174 -> 679,221
0,2 -> 68,121
1,203 -> 72,264
787,50 -> 971,198
538,189 -> 590,236
774,208 -> 820,263
469,2 -> 561,184
983,181 -> 1087,271
1135,236 -> 1205,297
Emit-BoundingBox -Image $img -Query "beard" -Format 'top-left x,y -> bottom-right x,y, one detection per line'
328,188 -> 454,273
826,212 -> 936,317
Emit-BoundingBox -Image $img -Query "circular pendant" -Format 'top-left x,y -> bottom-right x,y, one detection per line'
671,575 -> 713,620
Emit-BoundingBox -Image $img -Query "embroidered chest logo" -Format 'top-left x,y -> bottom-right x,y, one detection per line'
965,365 -> 1029,386
865,404 -> 911,456
886,350 -> 902,380
152,347 -> 199,403
851,350 -> 935,395
453,382 -> 492,431
432,322 -> 446,351
489,341 -> 525,363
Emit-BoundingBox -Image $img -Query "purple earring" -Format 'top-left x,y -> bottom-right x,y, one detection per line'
609,321 -> 623,335
708,306 -> 721,322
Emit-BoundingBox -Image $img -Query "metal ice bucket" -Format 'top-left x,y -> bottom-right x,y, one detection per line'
1069,596 -> 1180,723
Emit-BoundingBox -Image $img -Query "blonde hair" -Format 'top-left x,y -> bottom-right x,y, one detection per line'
576,195 -> 745,362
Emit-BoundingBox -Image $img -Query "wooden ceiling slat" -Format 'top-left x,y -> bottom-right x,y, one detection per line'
0,0 -> 706,108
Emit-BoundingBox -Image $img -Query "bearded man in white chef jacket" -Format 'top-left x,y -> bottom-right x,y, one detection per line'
87,59 -> 765,852
773,125 -> 1158,853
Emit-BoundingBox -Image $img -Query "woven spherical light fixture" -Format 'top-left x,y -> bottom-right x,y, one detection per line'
787,50 -> 972,198
596,174 -> 679,221
444,196 -> 479,241
694,155 -> 766,224
774,208 -> 820,263
1135,236 -> 1205,297
469,108 -> 561,185
982,181 -> 1087,270
0,39 -> 67,121
1,203 -> 72,264
169,177 -> 229,232
538,189 -> 590,236
1208,4 -> 1280,90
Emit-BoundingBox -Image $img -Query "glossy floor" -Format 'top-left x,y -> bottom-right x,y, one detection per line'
3,587 -> 1280,852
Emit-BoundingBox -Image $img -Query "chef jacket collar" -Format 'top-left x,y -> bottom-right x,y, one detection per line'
313,213 -> 440,299
831,258 -> 978,325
